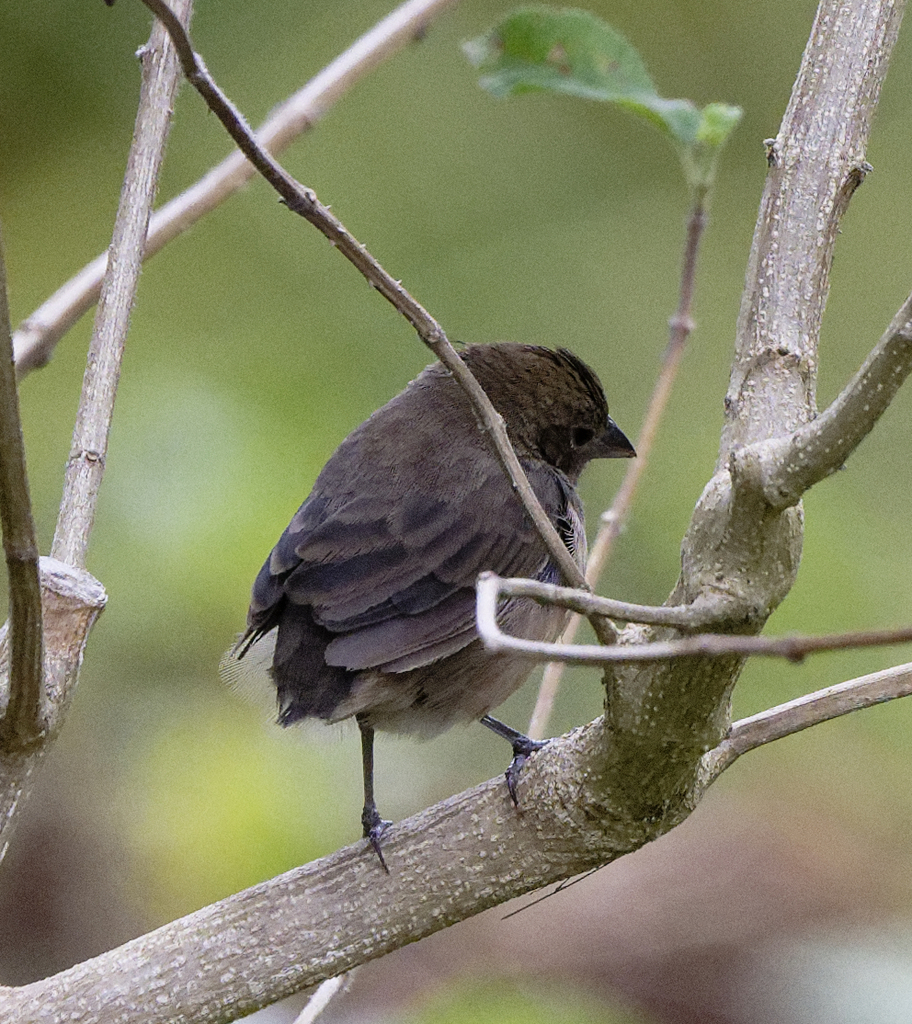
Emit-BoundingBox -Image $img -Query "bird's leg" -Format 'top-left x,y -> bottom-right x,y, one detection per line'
480,714 -> 549,806
357,714 -> 391,872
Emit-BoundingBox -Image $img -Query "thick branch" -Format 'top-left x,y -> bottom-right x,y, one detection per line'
5,647 -> 912,1021
721,2 -> 902,455
0,224 -> 43,749
12,0 -> 459,377
0,717 -> 669,1023
666,0 -> 903,659
137,0 -> 587,591
582,0 -> 906,823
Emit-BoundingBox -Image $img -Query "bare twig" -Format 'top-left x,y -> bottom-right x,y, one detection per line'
529,189 -> 710,737
703,660 -> 912,779
0,224 -> 43,749
292,976 -> 351,1024
12,0 -> 460,377
50,1 -> 193,568
478,572 -> 912,665
496,576 -> 738,629
592,189 -> 708,577
135,0 -> 588,591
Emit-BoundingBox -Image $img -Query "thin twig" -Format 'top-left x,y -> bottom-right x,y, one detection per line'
0,223 -> 43,749
478,572 -> 912,665
494,576 -> 738,628
529,189 -> 709,737
13,0 -> 460,377
703,660 -> 912,779
50,1 -> 194,568
292,975 -> 351,1024
136,0 -> 588,591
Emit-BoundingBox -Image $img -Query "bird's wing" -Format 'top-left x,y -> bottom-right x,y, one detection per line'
249,460 -> 574,673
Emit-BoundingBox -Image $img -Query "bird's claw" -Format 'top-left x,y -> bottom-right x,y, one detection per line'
505,736 -> 548,806
362,806 -> 392,873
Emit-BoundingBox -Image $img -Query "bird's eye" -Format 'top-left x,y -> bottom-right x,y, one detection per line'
572,427 -> 595,448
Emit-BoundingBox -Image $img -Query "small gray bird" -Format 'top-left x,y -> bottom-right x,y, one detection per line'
231,343 -> 634,867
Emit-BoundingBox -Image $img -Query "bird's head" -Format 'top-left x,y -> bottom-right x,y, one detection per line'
460,343 -> 636,481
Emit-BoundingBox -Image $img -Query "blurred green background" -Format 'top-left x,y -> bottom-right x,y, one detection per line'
2,0 -> 912,1021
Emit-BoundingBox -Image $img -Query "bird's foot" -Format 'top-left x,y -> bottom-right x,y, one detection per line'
361,804 -> 392,873
505,735 -> 549,806
480,714 -> 550,806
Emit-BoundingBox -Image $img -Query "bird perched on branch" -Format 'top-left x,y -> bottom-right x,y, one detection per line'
228,343 -> 634,868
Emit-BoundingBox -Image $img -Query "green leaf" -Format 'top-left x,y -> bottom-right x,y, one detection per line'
464,7 -> 658,102
698,102 -> 743,147
464,6 -> 743,189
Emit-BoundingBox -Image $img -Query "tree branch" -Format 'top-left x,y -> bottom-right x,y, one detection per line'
50,0 -> 193,568
0,223 -> 43,750
732,288 -> 912,510
579,0 -> 905,840
721,3 -> 901,457
477,573 -> 912,666
494,576 -> 735,630
0,559 -> 106,864
12,0 -> 460,377
588,189 -> 708,583
2,1 -> 907,1019
293,976 -> 351,1024
134,0 -> 589,592
665,0 -> 903,661
4,651 -> 912,1022
702,660 -> 912,780
0,715 -> 691,1023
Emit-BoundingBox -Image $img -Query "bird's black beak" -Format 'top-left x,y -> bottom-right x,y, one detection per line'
594,417 -> 636,459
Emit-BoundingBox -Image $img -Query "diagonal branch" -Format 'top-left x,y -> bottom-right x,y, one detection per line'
12,0 -> 460,378
529,186 -> 710,736
703,660 -> 912,779
135,0 -> 589,592
3,652 -> 912,1022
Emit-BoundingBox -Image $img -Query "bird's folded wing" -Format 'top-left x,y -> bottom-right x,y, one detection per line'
255,460 -> 571,672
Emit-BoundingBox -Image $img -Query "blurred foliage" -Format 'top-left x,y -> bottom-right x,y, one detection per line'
402,978 -> 655,1024
2,0 -> 912,1014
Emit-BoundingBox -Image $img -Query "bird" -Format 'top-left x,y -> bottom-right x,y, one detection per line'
228,343 -> 635,868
